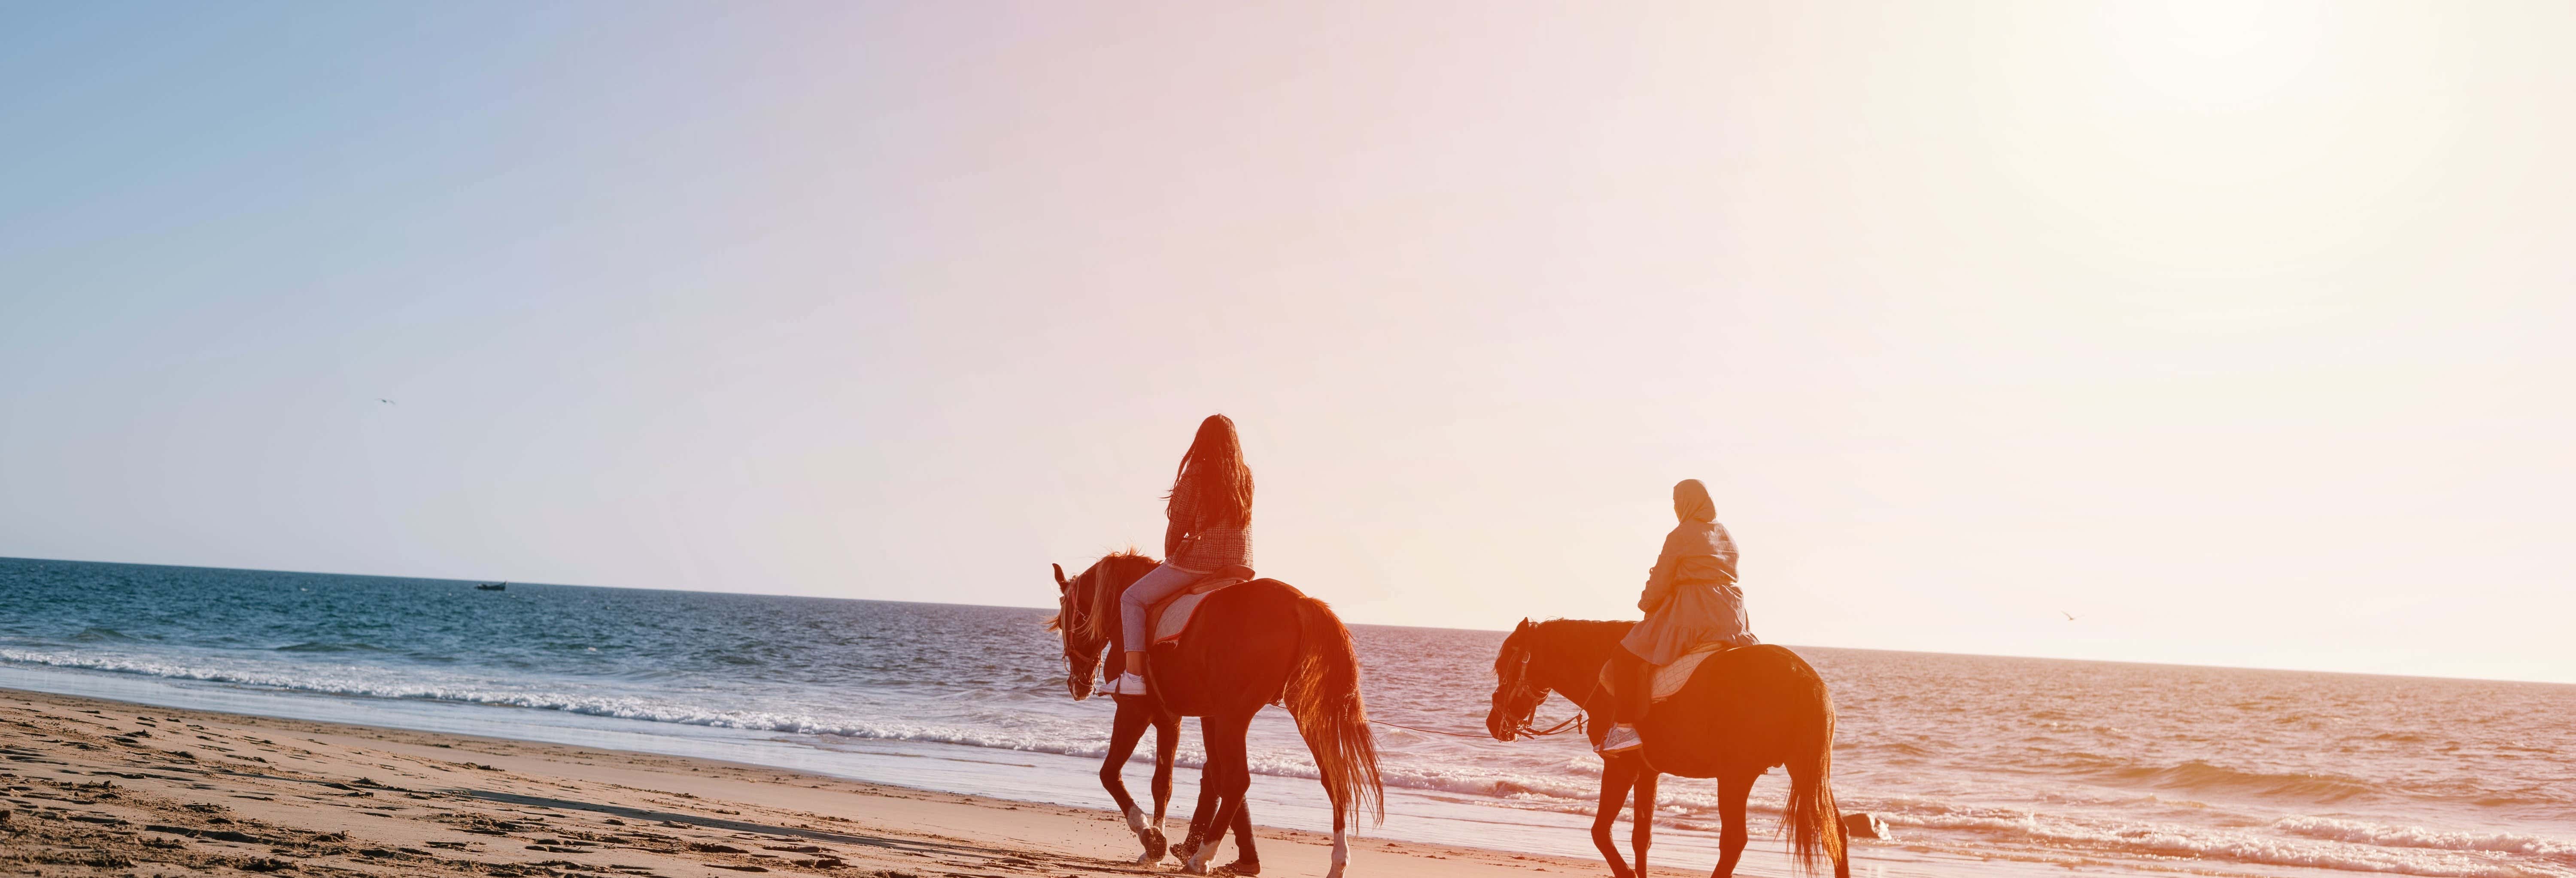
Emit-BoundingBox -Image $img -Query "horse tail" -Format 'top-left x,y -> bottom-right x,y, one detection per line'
1781,660 -> 1847,875
1285,595 -> 1385,829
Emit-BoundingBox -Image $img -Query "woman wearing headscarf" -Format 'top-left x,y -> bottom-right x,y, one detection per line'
1106,414 -> 1255,697
1598,478 -> 1757,753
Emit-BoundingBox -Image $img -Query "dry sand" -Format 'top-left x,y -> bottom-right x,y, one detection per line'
0,688 -> 1597,878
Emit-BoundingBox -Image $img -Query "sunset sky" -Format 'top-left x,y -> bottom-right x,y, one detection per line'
4,2 -> 2571,683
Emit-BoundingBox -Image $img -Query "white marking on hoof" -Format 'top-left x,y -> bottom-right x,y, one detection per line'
1185,832 -> 1224,874
1325,828 -> 1348,878
1122,807 -> 1158,862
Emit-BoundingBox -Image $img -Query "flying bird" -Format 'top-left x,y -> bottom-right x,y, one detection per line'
2061,611 -> 2079,621
377,398 -> 396,405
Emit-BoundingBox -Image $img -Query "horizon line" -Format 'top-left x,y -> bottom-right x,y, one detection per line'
7,553 -> 2569,689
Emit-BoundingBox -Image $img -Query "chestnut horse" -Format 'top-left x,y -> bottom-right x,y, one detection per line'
1051,588 -> 1260,870
1485,619 -> 1849,878
1049,552 -> 1383,878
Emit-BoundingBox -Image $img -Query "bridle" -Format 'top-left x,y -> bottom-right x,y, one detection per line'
1489,644 -> 1592,741
1056,573 -> 1105,698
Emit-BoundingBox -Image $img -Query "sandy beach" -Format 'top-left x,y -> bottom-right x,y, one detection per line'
0,687 -> 1594,878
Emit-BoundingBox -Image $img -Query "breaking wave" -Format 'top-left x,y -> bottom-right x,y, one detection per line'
9,558 -> 2576,878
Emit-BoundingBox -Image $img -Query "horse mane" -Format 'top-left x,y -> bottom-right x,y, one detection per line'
1508,618 -> 1637,676
1069,550 -> 1160,644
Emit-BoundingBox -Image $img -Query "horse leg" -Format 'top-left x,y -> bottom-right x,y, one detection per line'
1185,711 -> 1255,875
1834,809 -> 1853,878
1175,753 -> 1220,864
1103,697 -> 1158,863
1631,764 -> 1658,878
1223,798 -> 1261,875
1590,754 -> 1638,878
1145,708 -> 1180,861
1709,771 -> 1753,878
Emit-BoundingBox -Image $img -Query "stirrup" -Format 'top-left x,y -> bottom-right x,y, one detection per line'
1597,723 -> 1643,753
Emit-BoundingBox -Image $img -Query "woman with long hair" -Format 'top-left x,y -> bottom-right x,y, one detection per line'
1598,478 -> 1757,753
1107,414 -> 1256,696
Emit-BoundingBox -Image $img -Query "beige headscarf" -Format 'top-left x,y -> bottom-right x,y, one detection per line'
1672,479 -> 1716,523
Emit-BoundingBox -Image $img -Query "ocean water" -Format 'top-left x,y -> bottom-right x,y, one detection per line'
1,557 -> 2570,878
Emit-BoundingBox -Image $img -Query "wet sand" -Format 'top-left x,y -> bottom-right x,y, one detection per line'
0,687 -> 1598,878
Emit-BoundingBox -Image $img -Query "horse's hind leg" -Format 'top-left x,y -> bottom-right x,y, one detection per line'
1184,710 -> 1256,875
1590,755 -> 1640,878
1709,771 -> 1753,878
1174,758 -> 1220,864
1832,805 -> 1853,878
1221,800 -> 1260,875
1102,696 -> 1159,863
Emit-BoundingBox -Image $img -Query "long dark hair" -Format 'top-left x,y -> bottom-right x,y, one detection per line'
1168,414 -> 1253,529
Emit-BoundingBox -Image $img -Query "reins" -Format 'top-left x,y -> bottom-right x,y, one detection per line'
1368,711 -> 1586,739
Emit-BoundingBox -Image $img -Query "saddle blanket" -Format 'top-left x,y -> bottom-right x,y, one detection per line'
1599,641 -> 1733,703
1148,570 -> 1253,644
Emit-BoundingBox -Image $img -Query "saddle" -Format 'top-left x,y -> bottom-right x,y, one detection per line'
1145,565 -> 1256,645
1598,641 -> 1738,704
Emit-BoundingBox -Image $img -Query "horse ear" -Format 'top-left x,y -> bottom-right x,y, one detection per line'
1053,563 -> 1070,591
1513,617 -> 1531,635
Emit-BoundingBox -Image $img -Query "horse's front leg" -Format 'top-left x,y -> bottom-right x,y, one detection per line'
1709,772 -> 1753,878
1103,696 -> 1160,863
1591,755 -> 1639,878
1630,766 -> 1658,878
1144,708 -> 1180,861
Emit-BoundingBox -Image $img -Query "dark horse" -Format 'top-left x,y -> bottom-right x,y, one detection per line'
1486,619 -> 1849,878
1050,552 -> 1383,878
1051,577 -> 1260,869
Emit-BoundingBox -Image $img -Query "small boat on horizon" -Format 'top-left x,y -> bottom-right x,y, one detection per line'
476,582 -> 507,591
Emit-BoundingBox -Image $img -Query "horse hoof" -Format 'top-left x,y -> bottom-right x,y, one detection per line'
1181,862 -> 1209,875
1142,828 -> 1169,861
1213,860 -> 1259,876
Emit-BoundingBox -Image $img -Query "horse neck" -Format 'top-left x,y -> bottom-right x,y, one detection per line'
1084,554 -> 1160,646
1530,620 -> 1634,693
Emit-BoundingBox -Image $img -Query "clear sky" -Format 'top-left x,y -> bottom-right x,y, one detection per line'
4,2 -> 2570,683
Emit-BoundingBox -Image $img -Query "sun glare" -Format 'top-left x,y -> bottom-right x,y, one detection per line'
2105,0 -> 2326,109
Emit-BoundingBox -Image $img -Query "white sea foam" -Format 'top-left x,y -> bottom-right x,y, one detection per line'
2275,816 -> 2576,857
1876,810 -> 2576,878
12,575 -> 2576,878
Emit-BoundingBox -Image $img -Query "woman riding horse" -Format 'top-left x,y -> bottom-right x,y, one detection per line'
1599,478 -> 1756,753
1052,414 -> 1381,878
1486,478 -> 1847,877
1109,414 -> 1255,697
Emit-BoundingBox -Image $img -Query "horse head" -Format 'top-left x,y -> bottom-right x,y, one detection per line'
1487,617 -> 1553,741
1047,562 -> 1106,700
1044,551 -> 1159,702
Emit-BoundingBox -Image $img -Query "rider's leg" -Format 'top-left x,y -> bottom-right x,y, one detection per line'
1612,649 -> 1653,725
1115,563 -> 1203,683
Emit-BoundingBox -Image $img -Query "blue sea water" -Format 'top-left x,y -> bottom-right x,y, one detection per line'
1,557 -> 2570,878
